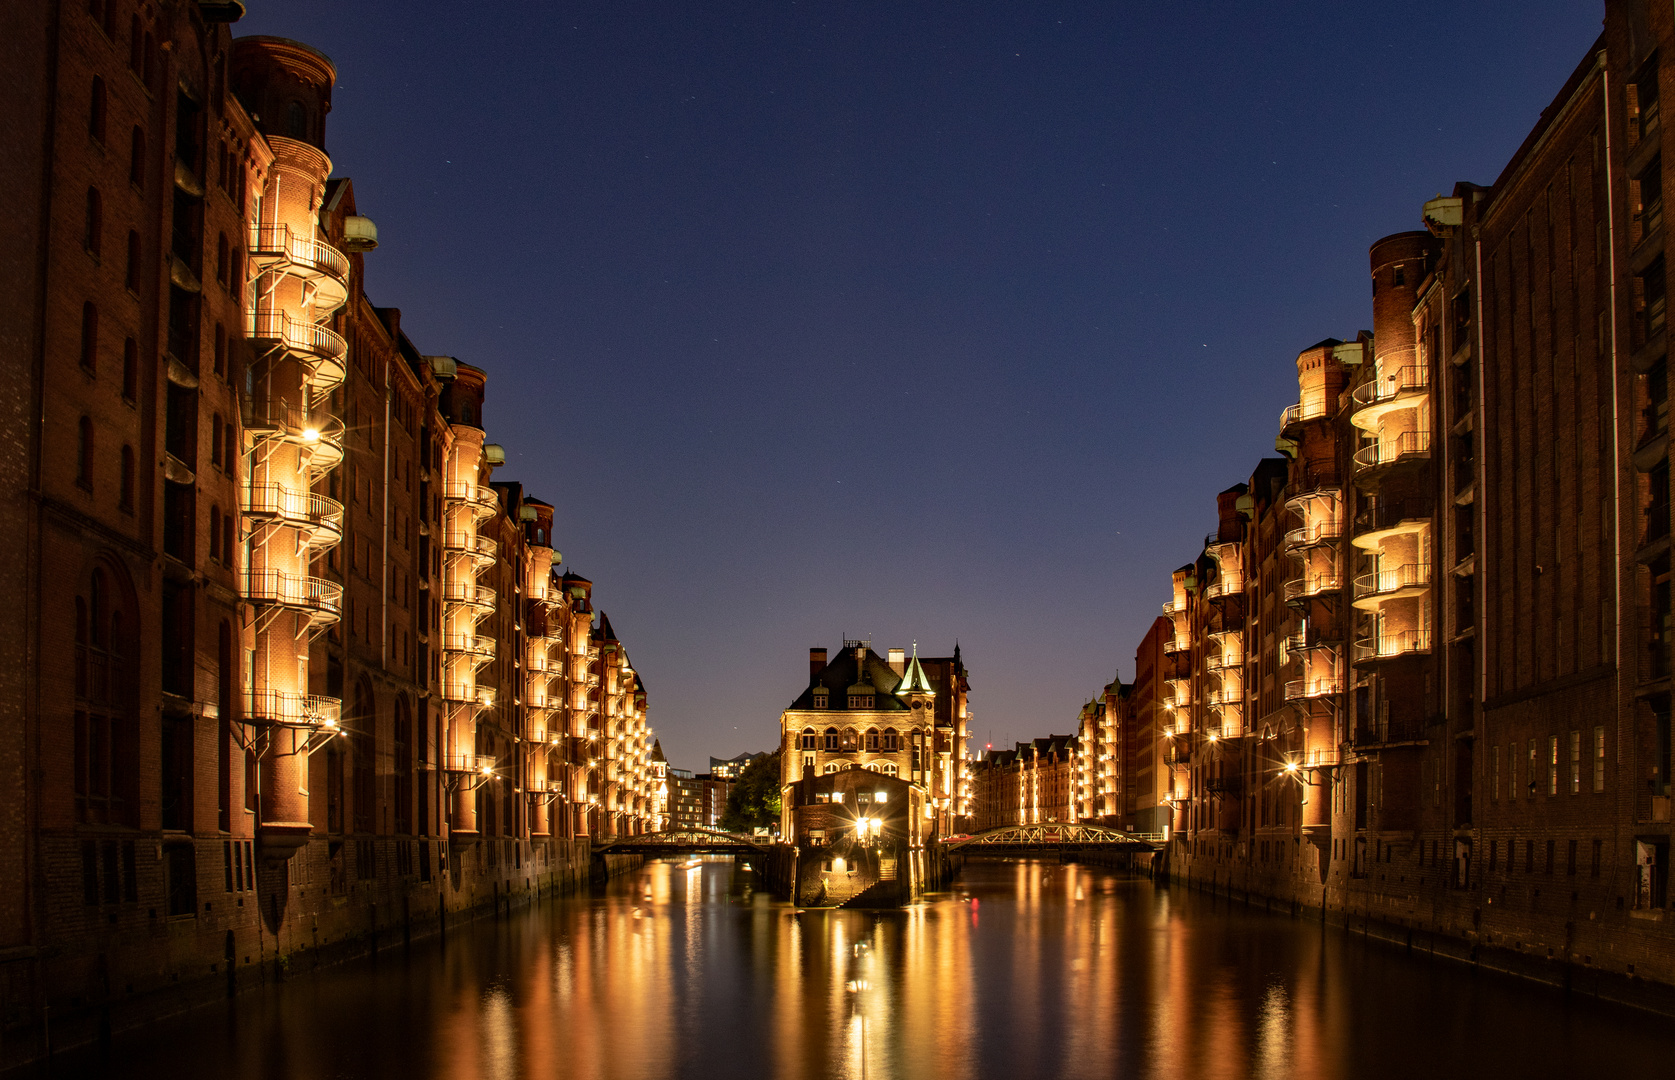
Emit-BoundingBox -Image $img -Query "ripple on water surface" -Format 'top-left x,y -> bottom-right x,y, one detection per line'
50,858 -> 1675,1080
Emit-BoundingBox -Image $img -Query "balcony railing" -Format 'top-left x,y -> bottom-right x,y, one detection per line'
441,580 -> 497,610
1205,686 -> 1243,707
1162,635 -> 1191,655
1351,365 -> 1429,408
1280,399 -> 1331,429
1353,429 -> 1432,473
1283,573 -> 1342,603
243,568 -> 342,619
1204,574 -> 1245,600
1284,675 -> 1344,701
440,681 -> 496,709
1162,598 -> 1187,616
443,531 -> 499,562
244,399 -> 345,471
245,688 -> 341,729
1283,519 -> 1344,552
247,222 -> 350,309
246,310 -> 348,390
1354,630 -> 1433,661
440,752 -> 497,774
244,482 -> 344,541
1353,562 -> 1432,602
440,633 -> 496,660
1284,630 -> 1338,655
1205,650 -> 1243,672
443,481 -> 499,518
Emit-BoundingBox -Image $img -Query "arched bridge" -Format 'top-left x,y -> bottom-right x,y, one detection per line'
593,827 -> 772,855
942,823 -> 1165,852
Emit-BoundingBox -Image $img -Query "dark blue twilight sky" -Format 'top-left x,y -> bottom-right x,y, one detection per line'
238,3 -> 1601,771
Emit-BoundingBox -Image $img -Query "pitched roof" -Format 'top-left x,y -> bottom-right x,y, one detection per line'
787,645 -> 911,711
894,644 -> 935,697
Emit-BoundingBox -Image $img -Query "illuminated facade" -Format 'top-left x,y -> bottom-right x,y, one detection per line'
778,641 -> 971,836
970,735 -> 1081,830
0,10 -> 653,1064
1150,0 -> 1675,995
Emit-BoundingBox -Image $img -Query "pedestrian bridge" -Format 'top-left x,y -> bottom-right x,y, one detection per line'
593,827 -> 772,856
942,823 -> 1165,852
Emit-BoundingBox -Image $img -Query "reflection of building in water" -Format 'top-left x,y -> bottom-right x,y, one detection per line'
778,640 -> 971,837
786,768 -> 925,906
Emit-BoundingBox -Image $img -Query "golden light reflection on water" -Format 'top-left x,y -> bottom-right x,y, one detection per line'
82,855 -> 1675,1080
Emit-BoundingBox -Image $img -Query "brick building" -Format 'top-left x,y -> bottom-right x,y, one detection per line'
778,641 -> 971,836
1145,0 -> 1675,997
969,735 -> 1081,830
0,8 -> 655,1066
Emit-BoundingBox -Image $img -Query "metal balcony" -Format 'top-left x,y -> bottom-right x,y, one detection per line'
441,580 -> 497,612
1283,675 -> 1344,701
1354,629 -> 1434,662
244,399 -> 345,474
1204,685 -> 1243,708
1352,430 -> 1431,475
1283,519 -> 1344,553
244,482 -> 344,545
243,568 -> 341,622
1204,574 -> 1245,600
1283,573 -> 1342,604
440,752 -> 497,775
247,222 -> 350,312
1280,399 -> 1331,431
1162,597 -> 1187,617
443,481 -> 499,519
441,681 -> 496,709
1162,635 -> 1191,656
246,310 -> 347,391
1205,650 -> 1243,672
443,531 -> 499,563
440,633 -> 496,661
1350,365 -> 1429,430
245,688 -> 341,730
1352,562 -> 1432,608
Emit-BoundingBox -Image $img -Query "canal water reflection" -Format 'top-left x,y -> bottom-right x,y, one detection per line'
57,858 -> 1675,1079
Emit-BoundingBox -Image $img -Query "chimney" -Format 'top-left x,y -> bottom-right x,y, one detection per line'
888,648 -> 905,675
809,648 -> 827,680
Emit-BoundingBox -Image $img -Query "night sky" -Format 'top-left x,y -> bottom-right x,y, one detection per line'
237,3 -> 1601,772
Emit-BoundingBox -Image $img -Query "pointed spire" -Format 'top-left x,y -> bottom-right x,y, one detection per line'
895,641 -> 935,697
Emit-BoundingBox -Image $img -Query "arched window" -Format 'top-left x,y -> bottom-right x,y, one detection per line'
883,728 -> 900,752
129,126 -> 145,188
880,763 -> 899,777
841,729 -> 858,752
286,101 -> 307,140
80,301 -> 97,372
77,416 -> 93,489
824,727 -> 839,751
125,230 -> 140,290
800,727 -> 816,750
823,762 -> 841,774
119,445 -> 134,512
84,187 -> 101,254
89,76 -> 106,142
866,728 -> 880,751
75,566 -> 136,825
208,504 -> 220,559
122,337 -> 137,401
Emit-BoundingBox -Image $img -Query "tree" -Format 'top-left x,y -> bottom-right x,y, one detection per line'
720,750 -> 781,833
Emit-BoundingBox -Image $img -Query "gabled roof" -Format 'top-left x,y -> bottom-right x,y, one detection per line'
787,645 -> 912,711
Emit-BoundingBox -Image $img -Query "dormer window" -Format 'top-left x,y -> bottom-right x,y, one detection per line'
848,694 -> 874,709
813,688 -> 828,709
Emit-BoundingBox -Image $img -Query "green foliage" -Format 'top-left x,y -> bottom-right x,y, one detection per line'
720,750 -> 781,833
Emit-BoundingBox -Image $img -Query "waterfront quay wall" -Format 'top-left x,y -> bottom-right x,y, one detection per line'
1170,844 -> 1675,1016
0,836 -> 641,1072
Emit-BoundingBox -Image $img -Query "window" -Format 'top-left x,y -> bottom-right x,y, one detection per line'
824,728 -> 839,752
118,446 -> 133,512
1393,264 -> 1405,287
1493,745 -> 1501,801
1592,839 -> 1603,878
210,413 -> 222,466
216,232 -> 228,285
84,187 -> 101,255
1570,730 -> 1581,794
1594,726 -> 1606,792
122,338 -> 137,401
866,729 -> 879,751
125,230 -> 140,290
883,729 -> 899,752
1489,839 -> 1498,872
130,126 -> 145,188
89,76 -> 106,142
80,301 -> 97,372
1567,839 -> 1578,875
799,728 -> 816,750
1545,839 -> 1555,875
848,694 -> 874,708
77,416 -> 94,490
823,762 -> 841,774
1549,735 -> 1559,795
286,101 -> 307,140
1525,839 -> 1534,873
208,505 -> 220,560
1528,739 -> 1537,798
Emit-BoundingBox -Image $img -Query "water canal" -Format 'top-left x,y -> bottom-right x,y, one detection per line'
46,859 -> 1675,1079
